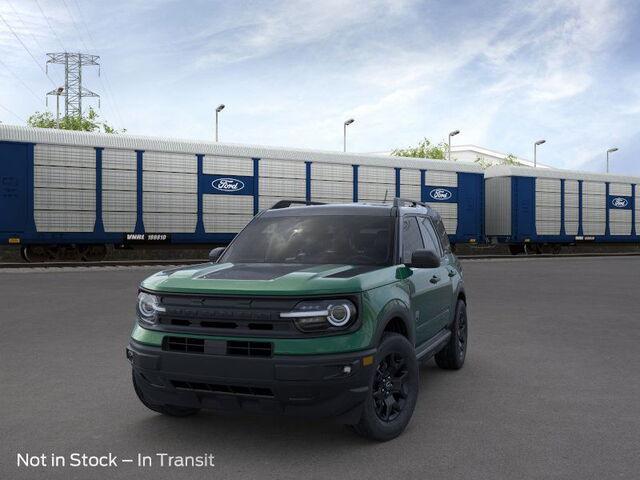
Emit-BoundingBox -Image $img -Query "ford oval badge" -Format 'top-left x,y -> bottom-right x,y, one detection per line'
429,188 -> 452,201
612,197 -> 628,208
212,177 -> 245,192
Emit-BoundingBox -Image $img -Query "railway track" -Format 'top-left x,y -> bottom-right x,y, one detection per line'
1,251 -> 640,269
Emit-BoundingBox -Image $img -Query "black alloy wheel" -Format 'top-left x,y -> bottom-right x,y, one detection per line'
372,352 -> 410,422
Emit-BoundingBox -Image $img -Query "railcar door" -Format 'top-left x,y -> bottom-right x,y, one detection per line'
0,142 -> 28,233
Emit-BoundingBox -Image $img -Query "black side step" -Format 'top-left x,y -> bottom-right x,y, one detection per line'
415,329 -> 451,361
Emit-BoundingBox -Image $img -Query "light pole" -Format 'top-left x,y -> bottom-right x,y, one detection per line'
215,104 -> 225,142
448,130 -> 460,161
55,87 -> 64,128
534,139 -> 546,167
606,147 -> 618,173
343,118 -> 354,152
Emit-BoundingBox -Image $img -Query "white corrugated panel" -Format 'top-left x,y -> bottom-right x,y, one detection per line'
260,177 -> 306,197
203,195 -> 253,215
400,169 -> 420,186
311,163 -> 352,181
259,159 -> 306,179
536,178 -> 560,235
311,180 -> 352,200
143,213 -> 197,233
143,171 -> 197,194
103,149 -> 136,170
582,181 -> 606,235
425,170 -> 457,187
34,210 -> 95,232
358,182 -> 395,201
34,144 -> 95,168
609,183 -> 632,196
399,184 -> 421,202
359,166 -> 395,184
34,188 -> 95,211
104,212 -> 137,232
203,156 -> 253,176
143,151 -> 196,173
427,203 -> 457,233
103,169 -> 136,191
143,192 -> 197,213
610,209 -> 632,235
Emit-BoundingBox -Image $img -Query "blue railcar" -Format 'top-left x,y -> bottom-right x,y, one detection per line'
485,165 -> 640,254
0,125 -> 485,261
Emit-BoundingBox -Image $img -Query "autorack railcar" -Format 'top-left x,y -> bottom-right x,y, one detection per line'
0,125 -> 484,261
485,165 -> 640,254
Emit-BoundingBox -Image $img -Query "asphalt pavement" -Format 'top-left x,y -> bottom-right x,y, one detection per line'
1,257 -> 639,480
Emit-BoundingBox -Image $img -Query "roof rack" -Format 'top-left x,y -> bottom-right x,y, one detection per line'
392,197 -> 430,209
270,200 -> 326,209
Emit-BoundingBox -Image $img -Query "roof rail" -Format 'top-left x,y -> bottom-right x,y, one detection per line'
270,200 -> 326,209
392,197 -> 430,209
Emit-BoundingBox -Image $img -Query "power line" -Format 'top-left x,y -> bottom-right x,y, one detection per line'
33,0 -> 67,52
0,12 -> 57,87
0,57 -> 43,103
65,0 -> 126,127
6,0 -> 65,85
60,0 -> 90,52
0,103 -> 26,123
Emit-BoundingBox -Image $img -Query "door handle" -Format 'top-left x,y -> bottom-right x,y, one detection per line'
430,275 -> 440,284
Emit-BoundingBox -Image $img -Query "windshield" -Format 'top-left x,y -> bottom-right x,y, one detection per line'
220,214 -> 395,265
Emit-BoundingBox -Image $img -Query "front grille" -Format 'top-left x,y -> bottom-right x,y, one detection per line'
163,336 -> 273,357
164,336 -> 204,353
226,341 -> 273,357
171,380 -> 274,398
155,295 -> 300,337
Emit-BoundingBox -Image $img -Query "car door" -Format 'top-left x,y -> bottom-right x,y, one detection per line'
418,216 -> 454,334
400,216 -> 442,345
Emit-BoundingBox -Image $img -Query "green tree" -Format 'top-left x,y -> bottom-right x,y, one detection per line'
27,107 -> 125,133
474,153 -> 523,169
392,138 -> 450,160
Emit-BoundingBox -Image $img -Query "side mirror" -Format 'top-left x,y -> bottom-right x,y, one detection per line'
208,247 -> 225,263
407,249 -> 440,269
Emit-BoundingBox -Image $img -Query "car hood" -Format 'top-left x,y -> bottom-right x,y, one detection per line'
140,262 -> 399,296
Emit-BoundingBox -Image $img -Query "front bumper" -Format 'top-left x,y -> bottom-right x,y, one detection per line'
127,339 -> 376,422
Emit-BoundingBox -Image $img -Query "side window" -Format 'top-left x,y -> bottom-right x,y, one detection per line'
402,217 -> 424,263
419,217 -> 442,257
433,217 -> 451,252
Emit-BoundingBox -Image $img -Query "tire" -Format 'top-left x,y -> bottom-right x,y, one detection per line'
435,299 -> 468,370
351,333 -> 419,441
132,371 -> 200,417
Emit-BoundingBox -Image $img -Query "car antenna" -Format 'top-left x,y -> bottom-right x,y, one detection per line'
383,189 -> 388,203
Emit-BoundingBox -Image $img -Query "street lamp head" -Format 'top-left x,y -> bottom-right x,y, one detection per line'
607,147 -> 618,153
449,129 -> 460,137
56,86 -> 64,94
216,104 -> 225,113
344,118 -> 355,126
535,139 -> 546,146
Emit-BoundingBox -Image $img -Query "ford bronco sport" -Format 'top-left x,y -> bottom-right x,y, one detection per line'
127,198 -> 468,441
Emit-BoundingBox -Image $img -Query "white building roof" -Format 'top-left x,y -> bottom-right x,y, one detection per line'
451,144 -> 550,168
0,124 -> 483,173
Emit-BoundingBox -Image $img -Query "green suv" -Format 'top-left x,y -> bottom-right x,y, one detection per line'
127,198 -> 468,441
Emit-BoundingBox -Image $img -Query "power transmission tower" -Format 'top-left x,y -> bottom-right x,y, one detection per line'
45,52 -> 100,118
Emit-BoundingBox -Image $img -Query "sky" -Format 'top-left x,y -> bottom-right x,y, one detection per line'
1,0 -> 639,175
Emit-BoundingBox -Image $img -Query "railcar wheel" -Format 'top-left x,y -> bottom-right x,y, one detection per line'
22,245 -> 58,263
79,244 -> 107,262
509,244 -> 524,255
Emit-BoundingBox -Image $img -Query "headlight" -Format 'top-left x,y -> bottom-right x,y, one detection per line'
280,299 -> 357,332
136,292 -> 165,326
